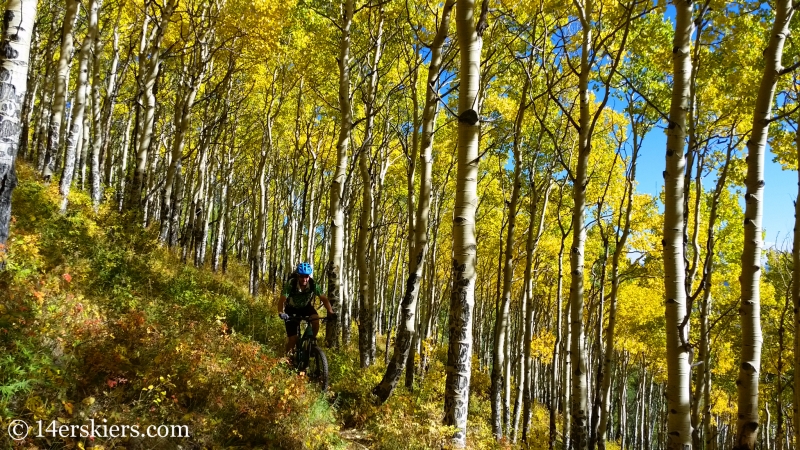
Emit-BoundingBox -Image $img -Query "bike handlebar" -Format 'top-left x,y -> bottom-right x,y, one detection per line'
282,315 -> 335,323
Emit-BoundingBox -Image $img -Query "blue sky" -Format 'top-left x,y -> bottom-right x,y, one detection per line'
636,129 -> 796,249
639,4 -> 797,249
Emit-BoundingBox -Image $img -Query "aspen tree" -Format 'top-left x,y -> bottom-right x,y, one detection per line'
533,104 -> 574,449
662,0 -> 694,446
374,0 -> 456,400
41,0 -> 79,181
597,116 -> 639,450
89,2 -> 105,209
681,5 -> 709,331
735,1 -> 795,447
160,3 -> 215,244
101,25 -> 122,185
491,76 -> 528,440
558,185 -> 572,450
690,138 -> 733,450
115,113 -> 132,210
443,0 -> 486,445
212,100 -> 236,272
18,19 -> 40,161
249,132 -> 269,295
555,0 -> 633,445
597,89 -> 652,450
0,0 -> 38,269
60,0 -> 99,212
34,18 -> 60,173
569,4 -> 590,448
524,163 -> 552,443
78,102 -> 89,189
772,267 -> 790,450
326,0 -> 354,347
126,0 -> 177,211
356,7 -> 384,368
590,156 -> 615,450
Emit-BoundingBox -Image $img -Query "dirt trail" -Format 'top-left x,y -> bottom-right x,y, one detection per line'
339,428 -> 372,449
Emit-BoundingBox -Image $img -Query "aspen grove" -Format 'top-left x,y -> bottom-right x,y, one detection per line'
3,0 -> 800,448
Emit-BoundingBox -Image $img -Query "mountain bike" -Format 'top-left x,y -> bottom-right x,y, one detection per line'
283,315 -> 330,391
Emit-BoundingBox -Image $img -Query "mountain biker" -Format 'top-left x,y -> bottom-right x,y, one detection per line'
278,262 -> 335,355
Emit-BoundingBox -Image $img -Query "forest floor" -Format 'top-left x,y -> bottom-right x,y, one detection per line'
339,428 -> 373,449
0,164 -> 538,449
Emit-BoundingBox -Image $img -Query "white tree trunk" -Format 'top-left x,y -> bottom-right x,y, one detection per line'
374,0 -> 454,402
598,133 -> 640,450
60,0 -> 99,212
18,23 -> 39,160
491,78 -> 528,440
249,150 -> 268,296
569,2 -> 592,446
78,109 -> 89,189
357,9 -> 384,368
527,174 -> 552,444
326,0 -> 354,347
160,34 -> 211,243
127,0 -> 176,210
443,0 -> 483,446
89,3 -> 104,209
116,113 -> 132,210
101,28 -> 121,185
736,2 -> 794,448
693,144 -> 732,449
34,20 -> 60,172
663,1 -> 694,448
560,230 -> 571,450
42,0 -> 79,181
0,0 -> 38,268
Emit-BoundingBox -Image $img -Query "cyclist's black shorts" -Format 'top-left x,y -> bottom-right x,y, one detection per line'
285,304 -> 318,337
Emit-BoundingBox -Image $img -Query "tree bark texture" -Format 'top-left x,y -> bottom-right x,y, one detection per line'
664,1 -> 694,448
0,0 -> 38,268
60,0 -> 99,212
491,77 -> 528,440
373,0 -> 455,401
42,0 -> 78,181
126,0 -> 176,211
735,1 -> 794,448
443,0 -> 483,446
326,0 -> 354,348
569,2 -> 592,446
356,9 -> 384,368
597,143 -> 638,450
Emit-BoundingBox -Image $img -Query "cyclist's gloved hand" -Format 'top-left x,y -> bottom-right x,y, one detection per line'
279,312 -> 290,321
327,312 -> 338,321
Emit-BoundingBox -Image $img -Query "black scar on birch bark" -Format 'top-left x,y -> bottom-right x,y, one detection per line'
445,257 -> 471,433
2,11 -> 12,36
0,40 -> 17,59
458,109 -> 479,125
0,63 -> 23,261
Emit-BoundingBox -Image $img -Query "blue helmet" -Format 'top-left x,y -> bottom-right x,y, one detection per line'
297,262 -> 313,276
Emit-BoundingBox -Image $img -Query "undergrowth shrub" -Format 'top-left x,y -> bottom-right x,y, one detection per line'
1,165 -> 555,449
0,165 -> 341,449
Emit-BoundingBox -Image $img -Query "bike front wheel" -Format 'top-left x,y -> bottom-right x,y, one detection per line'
307,345 -> 329,392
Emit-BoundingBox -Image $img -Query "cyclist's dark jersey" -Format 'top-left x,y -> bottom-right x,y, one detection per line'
284,304 -> 317,337
282,278 -> 322,308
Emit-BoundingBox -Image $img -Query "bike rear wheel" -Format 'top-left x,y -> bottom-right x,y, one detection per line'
307,345 -> 329,392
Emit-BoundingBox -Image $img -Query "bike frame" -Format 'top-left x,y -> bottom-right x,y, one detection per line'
283,315 -> 330,391
289,316 -> 321,369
